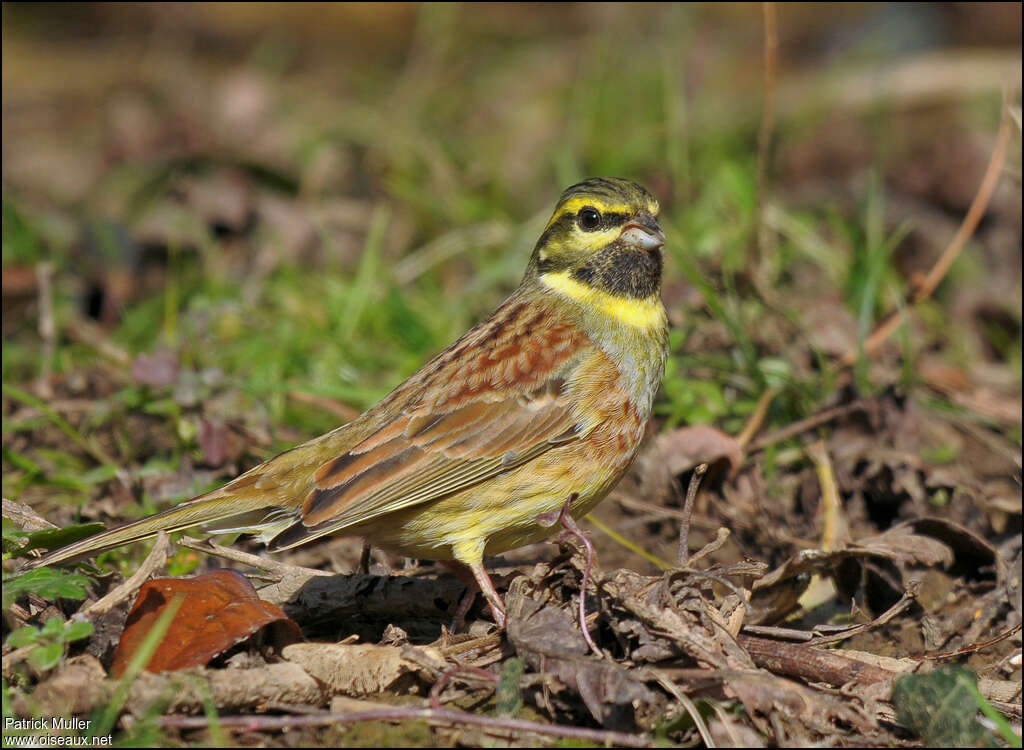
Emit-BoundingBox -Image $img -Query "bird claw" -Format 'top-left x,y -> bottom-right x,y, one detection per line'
539,494 -> 602,657
536,510 -> 559,527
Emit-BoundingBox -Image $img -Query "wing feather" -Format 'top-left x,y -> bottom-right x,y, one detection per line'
266,296 -> 592,552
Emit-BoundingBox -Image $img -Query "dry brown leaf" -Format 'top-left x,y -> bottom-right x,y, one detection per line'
604,567 -> 757,672
854,525 -> 954,568
750,515 -> 1006,624
656,424 -> 744,476
111,569 -> 301,677
281,642 -> 438,697
725,671 -> 880,743
505,573 -> 660,730
754,521 -> 964,595
904,517 -> 1003,583
22,655 -> 107,716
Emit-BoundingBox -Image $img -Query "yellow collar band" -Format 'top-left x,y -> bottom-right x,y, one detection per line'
540,270 -> 664,329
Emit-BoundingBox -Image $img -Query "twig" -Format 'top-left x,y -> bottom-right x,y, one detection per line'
740,588 -> 916,646
747,400 -> 870,453
429,665 -> 499,709
76,532 -> 170,619
654,672 -> 717,747
738,634 -> 900,687
754,1 -> 778,266
439,632 -> 503,660
178,538 -> 330,579
35,262 -> 55,399
740,625 -> 814,642
357,541 -> 372,574
839,106 -> 1013,367
922,623 -> 1022,661
736,387 -> 780,449
687,527 -> 732,568
678,463 -> 708,566
159,706 -> 654,747
807,589 -> 916,646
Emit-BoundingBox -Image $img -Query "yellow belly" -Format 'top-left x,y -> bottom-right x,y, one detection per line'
353,437 -> 635,564
347,335 -> 656,568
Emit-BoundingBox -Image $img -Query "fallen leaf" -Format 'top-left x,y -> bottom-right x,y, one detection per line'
506,576 -> 659,730
111,569 -> 301,677
2,498 -> 57,532
753,522 -> 960,596
905,517 -> 1003,583
282,642 -> 436,697
656,424 -> 744,477
726,670 -> 879,742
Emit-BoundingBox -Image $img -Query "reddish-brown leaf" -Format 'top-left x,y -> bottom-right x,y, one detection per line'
111,569 -> 301,677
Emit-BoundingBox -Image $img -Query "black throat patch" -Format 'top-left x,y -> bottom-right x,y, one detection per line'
571,242 -> 663,299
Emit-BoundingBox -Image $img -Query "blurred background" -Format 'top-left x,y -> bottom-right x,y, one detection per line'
2,3 -> 1021,573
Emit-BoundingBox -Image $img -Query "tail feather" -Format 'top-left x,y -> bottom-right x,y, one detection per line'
24,491 -> 285,569
21,412 -> 360,570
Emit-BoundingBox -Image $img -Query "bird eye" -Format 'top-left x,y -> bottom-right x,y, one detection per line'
577,207 -> 601,231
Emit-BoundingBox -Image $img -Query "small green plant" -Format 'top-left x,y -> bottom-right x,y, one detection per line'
495,657 -> 525,718
3,521 -> 98,609
1,568 -> 93,610
892,665 -> 1019,747
3,520 -> 107,560
5,617 -> 94,672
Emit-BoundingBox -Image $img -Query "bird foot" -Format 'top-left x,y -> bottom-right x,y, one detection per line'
540,494 -> 601,657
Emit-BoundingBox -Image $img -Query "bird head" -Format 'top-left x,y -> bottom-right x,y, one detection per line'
528,177 -> 664,301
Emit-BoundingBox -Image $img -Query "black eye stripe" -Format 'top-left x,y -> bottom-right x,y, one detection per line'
553,208 -> 632,226
598,212 -> 629,226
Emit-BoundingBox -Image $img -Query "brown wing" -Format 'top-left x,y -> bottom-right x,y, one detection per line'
267,294 -> 591,551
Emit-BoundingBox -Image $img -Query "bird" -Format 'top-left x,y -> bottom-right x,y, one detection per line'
26,177 -> 669,629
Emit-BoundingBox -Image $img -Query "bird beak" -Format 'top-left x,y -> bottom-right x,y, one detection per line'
620,217 -> 665,251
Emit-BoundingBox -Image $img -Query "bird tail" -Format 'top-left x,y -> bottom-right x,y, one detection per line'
23,488 -> 292,569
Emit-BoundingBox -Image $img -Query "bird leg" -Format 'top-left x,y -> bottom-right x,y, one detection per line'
442,561 -> 507,630
469,562 -> 507,629
538,494 -> 601,656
